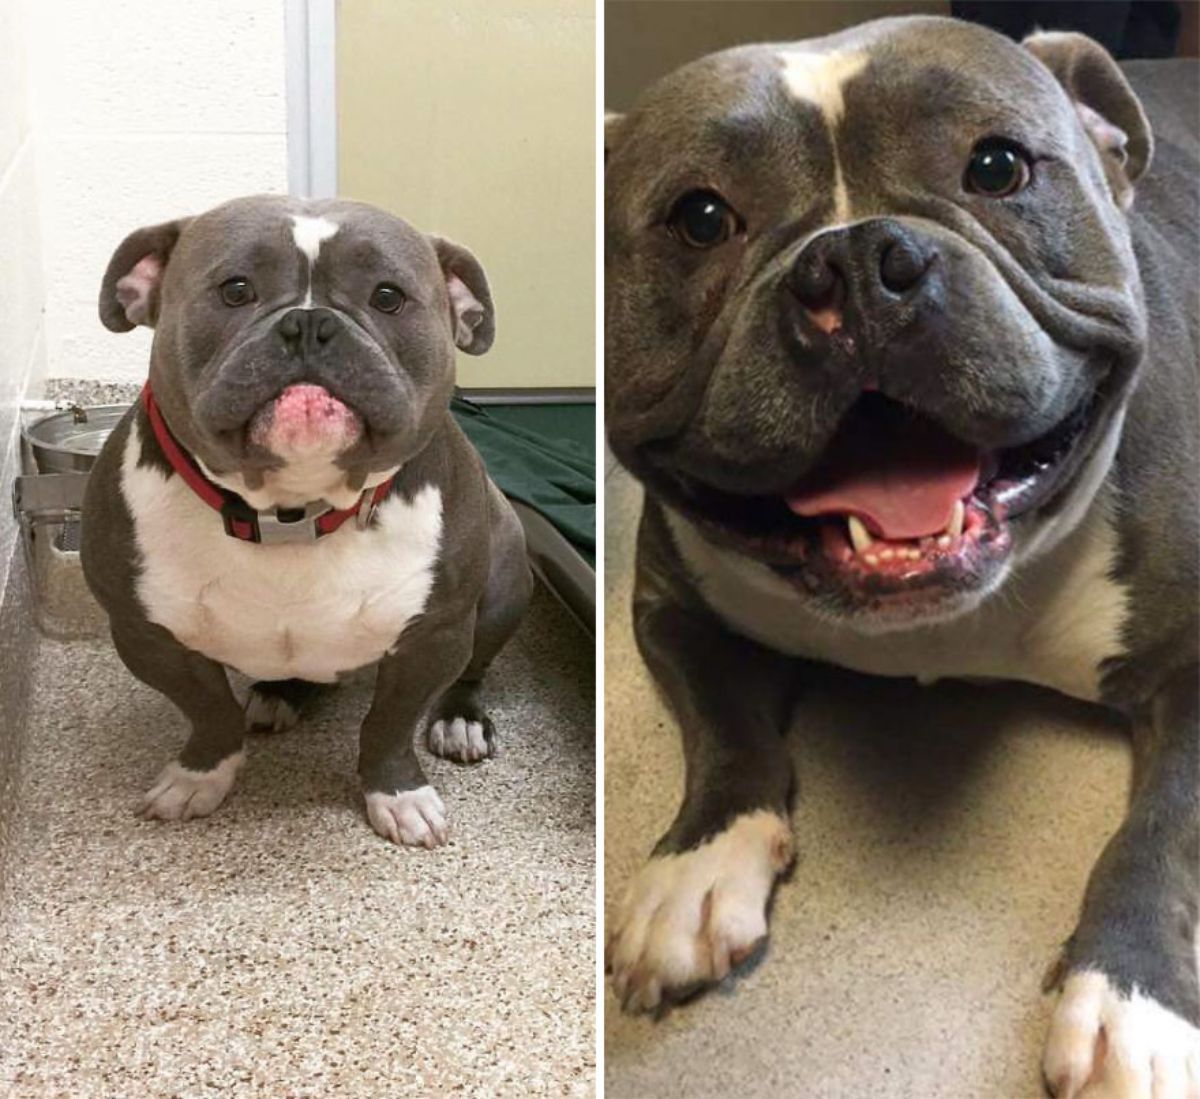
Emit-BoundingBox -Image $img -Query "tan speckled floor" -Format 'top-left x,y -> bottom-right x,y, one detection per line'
603,463 -> 1132,1099
0,585 -> 595,1097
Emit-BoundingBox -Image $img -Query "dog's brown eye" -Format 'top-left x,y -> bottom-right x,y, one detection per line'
370,283 -> 405,314
965,140 -> 1031,197
668,190 -> 741,249
219,277 -> 256,307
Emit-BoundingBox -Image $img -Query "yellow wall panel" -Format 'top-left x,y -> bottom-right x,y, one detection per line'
337,0 -> 595,390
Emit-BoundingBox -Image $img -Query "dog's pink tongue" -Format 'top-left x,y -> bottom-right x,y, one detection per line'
785,413 -> 981,540
252,384 -> 361,452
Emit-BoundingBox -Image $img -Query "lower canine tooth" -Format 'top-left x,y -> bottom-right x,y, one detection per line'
847,515 -> 873,553
948,500 -> 965,539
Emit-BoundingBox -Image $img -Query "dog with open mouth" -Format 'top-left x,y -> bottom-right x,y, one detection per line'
81,195 -> 532,848
605,16 -> 1198,1096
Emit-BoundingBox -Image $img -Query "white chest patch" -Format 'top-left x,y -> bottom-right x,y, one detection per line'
122,420 -> 442,683
665,505 -> 1129,704
291,214 -> 338,307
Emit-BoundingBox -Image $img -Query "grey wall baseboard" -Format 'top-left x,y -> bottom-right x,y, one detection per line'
0,544 -> 37,904
0,396 -> 44,900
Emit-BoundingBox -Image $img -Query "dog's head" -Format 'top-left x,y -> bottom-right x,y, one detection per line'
607,16 -> 1150,629
100,195 -> 493,507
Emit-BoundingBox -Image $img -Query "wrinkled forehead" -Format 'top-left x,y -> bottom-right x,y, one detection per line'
614,17 -> 1072,180
178,196 -> 436,275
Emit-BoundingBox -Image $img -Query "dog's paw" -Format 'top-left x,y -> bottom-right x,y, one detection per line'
365,786 -> 449,848
244,686 -> 300,733
1043,970 -> 1200,1098
428,716 -> 494,763
138,753 -> 243,821
606,810 -> 794,1013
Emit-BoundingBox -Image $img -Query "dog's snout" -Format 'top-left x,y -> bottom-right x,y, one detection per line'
788,221 -> 939,335
277,307 -> 342,355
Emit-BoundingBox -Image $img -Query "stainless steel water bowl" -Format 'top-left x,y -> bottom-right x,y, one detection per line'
22,404 -> 131,473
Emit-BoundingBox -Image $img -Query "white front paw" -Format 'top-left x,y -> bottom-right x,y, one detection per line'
1044,970 -> 1200,1098
606,810 -> 794,1013
139,753 -> 243,821
365,786 -> 449,848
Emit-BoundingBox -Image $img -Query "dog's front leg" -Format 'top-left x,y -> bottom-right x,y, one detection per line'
358,616 -> 474,849
111,620 -> 247,821
1043,663 -> 1200,1097
607,576 -> 799,1013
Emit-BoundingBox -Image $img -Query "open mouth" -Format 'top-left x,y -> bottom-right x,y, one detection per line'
668,391 -> 1095,606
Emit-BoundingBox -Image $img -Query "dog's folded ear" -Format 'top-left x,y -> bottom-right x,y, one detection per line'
432,238 -> 495,356
99,218 -> 192,332
605,111 -> 626,166
1024,31 -> 1152,209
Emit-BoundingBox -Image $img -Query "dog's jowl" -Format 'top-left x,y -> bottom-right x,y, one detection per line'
605,16 -> 1198,1095
81,195 -> 532,848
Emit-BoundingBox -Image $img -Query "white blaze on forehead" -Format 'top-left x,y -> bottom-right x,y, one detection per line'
291,214 -> 339,261
778,49 -> 868,123
778,49 -> 868,222
291,214 -> 339,307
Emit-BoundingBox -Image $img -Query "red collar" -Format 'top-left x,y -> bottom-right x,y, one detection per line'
141,382 -> 393,544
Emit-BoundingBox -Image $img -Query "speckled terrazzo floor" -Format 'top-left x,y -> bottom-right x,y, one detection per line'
603,463 -> 1135,1099
0,584 -> 595,1097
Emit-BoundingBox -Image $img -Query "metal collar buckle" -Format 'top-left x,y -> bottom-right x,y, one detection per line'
255,500 -> 335,544
221,496 -> 334,544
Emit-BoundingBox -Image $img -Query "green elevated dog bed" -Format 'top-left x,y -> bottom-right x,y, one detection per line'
451,395 -> 595,632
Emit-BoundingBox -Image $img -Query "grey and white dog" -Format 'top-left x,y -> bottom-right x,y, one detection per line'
82,196 -> 531,848
605,16 -> 1198,1096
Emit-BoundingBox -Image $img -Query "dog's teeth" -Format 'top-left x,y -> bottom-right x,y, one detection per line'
948,500 -> 965,539
936,534 -> 952,549
847,515 -> 873,553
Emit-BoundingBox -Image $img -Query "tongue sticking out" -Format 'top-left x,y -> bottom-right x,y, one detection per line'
785,403 -> 981,540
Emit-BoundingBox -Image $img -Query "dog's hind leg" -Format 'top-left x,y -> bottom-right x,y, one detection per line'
245,678 -> 323,733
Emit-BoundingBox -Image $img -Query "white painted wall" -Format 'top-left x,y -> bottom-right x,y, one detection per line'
0,0 -> 47,589
25,0 -> 290,382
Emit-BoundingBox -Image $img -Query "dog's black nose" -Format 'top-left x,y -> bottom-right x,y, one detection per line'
277,308 -> 341,355
789,220 -> 939,334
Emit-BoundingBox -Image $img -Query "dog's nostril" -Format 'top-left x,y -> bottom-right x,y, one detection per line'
792,259 -> 844,312
879,239 -> 933,294
316,315 -> 338,344
278,311 -> 305,351
790,256 -> 847,335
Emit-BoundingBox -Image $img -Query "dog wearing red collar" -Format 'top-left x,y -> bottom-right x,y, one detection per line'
81,196 -> 532,847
